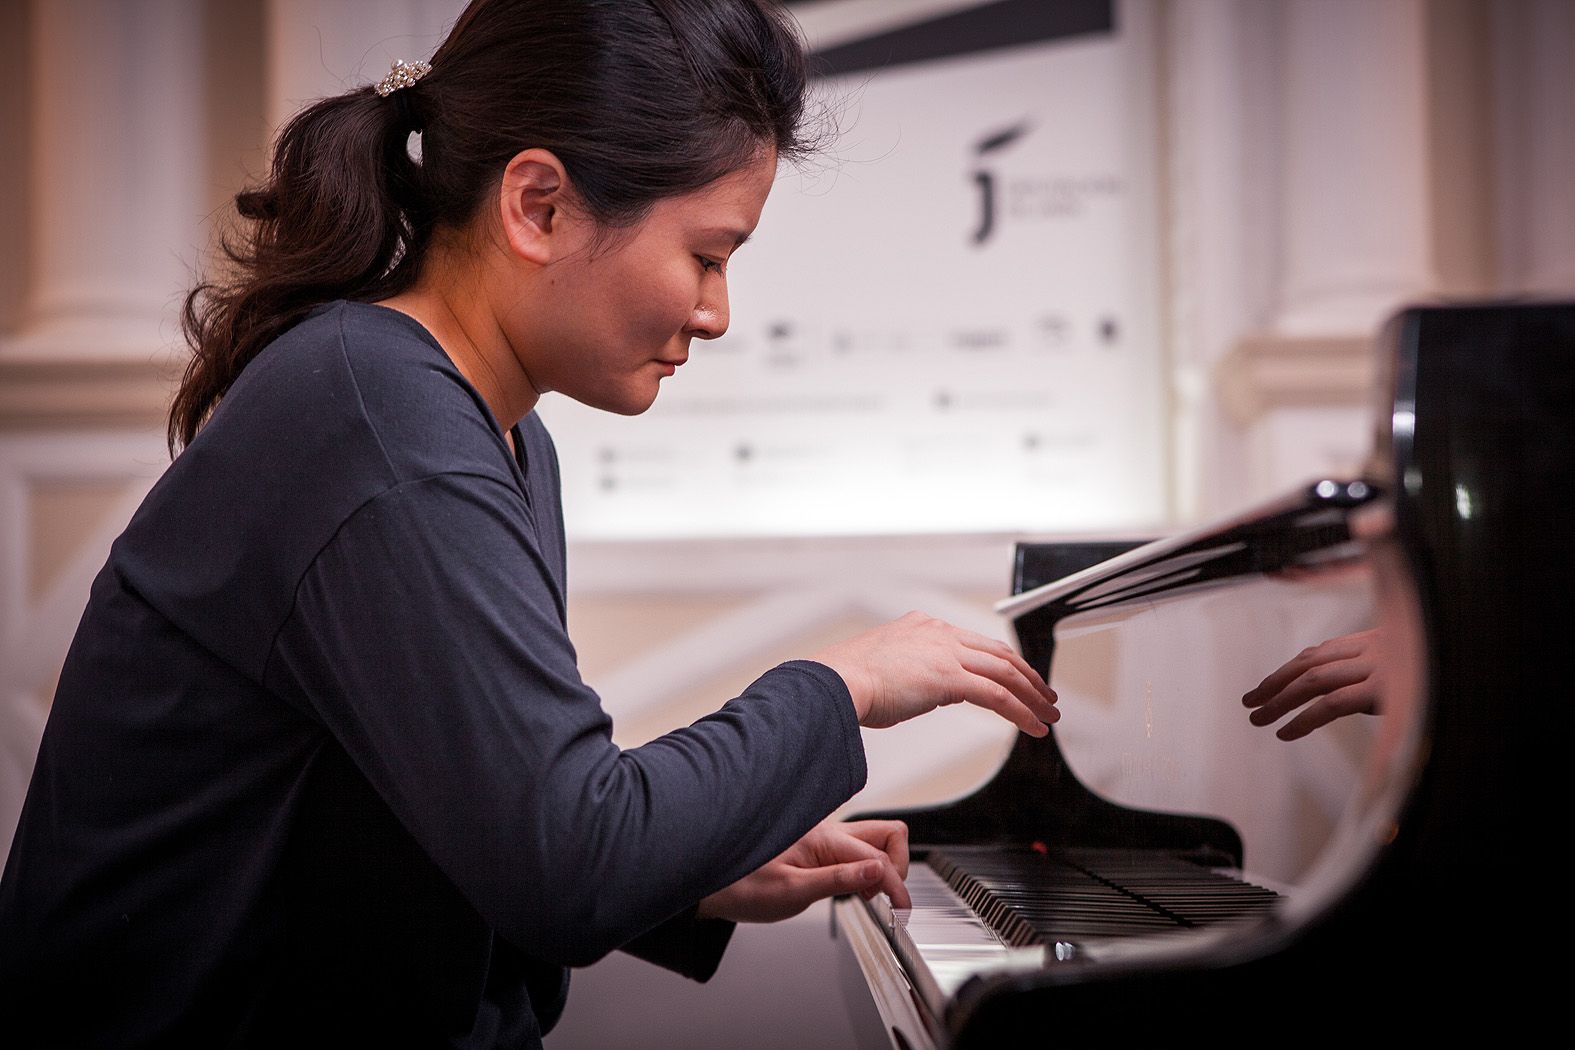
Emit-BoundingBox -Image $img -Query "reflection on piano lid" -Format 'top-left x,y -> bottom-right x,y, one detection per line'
834,302 -> 1574,1045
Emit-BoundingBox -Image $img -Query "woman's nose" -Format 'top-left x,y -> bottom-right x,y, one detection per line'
686,291 -> 729,340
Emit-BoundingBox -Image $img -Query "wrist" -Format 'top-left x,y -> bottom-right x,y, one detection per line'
801,653 -> 871,724
829,664 -> 872,725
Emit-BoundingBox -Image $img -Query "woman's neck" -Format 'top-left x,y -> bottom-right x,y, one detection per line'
377,240 -> 540,433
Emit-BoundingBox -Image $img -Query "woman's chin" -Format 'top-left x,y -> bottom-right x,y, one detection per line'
574,385 -> 660,416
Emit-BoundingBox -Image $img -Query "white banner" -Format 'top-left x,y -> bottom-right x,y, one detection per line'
540,9 -> 1164,539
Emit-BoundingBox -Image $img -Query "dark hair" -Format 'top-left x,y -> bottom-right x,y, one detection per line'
170,0 -> 812,452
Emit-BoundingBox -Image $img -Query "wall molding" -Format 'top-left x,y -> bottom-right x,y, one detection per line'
1215,332 -> 1375,426
0,356 -> 180,431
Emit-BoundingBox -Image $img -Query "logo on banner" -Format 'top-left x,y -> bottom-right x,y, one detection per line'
970,121 -> 1124,246
970,121 -> 1031,246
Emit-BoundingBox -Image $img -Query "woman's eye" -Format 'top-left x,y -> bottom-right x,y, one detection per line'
697,256 -> 724,275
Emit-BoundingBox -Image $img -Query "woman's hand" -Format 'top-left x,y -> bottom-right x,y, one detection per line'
1243,628 -> 1384,740
697,820 -> 912,923
810,612 -> 1058,736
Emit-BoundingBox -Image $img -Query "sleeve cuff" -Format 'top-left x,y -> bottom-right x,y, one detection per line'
618,904 -> 737,983
773,659 -> 867,800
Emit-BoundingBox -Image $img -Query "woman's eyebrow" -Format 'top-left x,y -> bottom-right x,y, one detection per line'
698,227 -> 753,249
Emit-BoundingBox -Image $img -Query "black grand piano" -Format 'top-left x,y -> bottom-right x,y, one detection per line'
834,302 -> 1571,1045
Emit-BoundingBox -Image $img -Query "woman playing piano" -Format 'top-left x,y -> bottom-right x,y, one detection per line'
0,1 -> 1057,1045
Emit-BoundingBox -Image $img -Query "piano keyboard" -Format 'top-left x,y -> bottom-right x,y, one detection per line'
860,846 -> 1284,1025
928,845 -> 1282,948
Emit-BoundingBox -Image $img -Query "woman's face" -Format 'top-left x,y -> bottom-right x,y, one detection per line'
514,152 -> 778,415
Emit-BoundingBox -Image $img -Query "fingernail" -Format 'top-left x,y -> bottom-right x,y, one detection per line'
861,860 -> 881,881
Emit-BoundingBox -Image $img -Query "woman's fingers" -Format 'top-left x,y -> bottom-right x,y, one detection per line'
791,857 -> 909,910
954,632 -> 1059,728
942,624 -> 1059,729
811,612 -> 1060,735
862,857 -> 912,908
839,819 -> 910,879
955,628 -> 1058,705
823,831 -> 911,908
957,650 -> 1055,735
705,822 -> 916,922
795,826 -> 911,907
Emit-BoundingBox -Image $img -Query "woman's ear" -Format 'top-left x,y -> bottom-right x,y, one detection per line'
498,148 -> 573,266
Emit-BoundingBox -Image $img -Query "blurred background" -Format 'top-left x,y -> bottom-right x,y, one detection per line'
0,0 -> 1570,1045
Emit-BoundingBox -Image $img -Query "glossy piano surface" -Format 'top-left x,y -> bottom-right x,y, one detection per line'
835,301 -> 1574,1045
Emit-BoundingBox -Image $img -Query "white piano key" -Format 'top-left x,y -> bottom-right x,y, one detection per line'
873,863 -> 1047,1018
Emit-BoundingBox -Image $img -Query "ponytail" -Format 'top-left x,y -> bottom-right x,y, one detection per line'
170,85 -> 427,452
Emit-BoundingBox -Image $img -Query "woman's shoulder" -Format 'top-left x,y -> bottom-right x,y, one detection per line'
232,300 -> 510,482
284,299 -> 453,384
235,299 -> 450,401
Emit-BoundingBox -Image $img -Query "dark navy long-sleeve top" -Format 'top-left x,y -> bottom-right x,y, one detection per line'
0,302 -> 867,1047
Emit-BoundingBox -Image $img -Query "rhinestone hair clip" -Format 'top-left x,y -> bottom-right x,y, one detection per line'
376,58 -> 432,97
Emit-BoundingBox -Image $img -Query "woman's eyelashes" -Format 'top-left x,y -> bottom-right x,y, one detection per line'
697,255 -> 725,275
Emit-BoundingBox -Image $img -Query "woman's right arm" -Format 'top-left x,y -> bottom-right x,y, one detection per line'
264,471 -> 1050,967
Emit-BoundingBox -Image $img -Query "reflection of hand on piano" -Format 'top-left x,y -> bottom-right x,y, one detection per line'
1243,628 -> 1384,739
809,611 -> 1059,736
696,819 -> 912,922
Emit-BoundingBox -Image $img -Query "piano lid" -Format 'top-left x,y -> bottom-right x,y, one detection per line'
994,478 -> 1378,621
